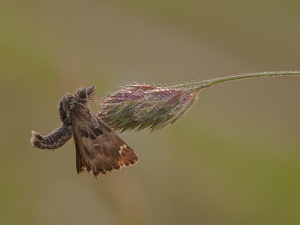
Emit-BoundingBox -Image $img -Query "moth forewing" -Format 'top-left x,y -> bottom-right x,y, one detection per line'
70,101 -> 138,177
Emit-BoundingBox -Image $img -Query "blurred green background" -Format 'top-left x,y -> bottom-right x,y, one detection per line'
1,1 -> 300,225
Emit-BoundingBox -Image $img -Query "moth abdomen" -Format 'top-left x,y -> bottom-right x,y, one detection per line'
30,125 -> 73,150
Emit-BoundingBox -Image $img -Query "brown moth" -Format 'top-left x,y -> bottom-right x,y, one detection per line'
30,86 -> 138,177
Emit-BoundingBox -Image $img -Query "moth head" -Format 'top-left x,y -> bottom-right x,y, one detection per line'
75,86 -> 95,103
58,86 -> 95,124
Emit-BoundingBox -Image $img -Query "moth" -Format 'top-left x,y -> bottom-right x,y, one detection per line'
30,86 -> 138,177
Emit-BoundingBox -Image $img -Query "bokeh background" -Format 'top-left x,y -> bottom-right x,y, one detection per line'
1,1 -> 300,225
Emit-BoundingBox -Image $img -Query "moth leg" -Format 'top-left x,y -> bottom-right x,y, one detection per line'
31,124 -> 73,149
59,94 -> 73,124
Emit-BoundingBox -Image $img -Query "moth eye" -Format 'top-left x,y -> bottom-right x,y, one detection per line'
77,89 -> 87,100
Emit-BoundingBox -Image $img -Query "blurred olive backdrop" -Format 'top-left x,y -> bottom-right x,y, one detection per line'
1,1 -> 300,225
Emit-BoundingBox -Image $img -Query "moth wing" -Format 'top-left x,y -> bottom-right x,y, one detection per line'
73,116 -> 138,177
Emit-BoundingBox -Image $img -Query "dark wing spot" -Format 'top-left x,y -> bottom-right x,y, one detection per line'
79,127 -> 103,140
93,127 -> 103,136
78,128 -> 89,138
